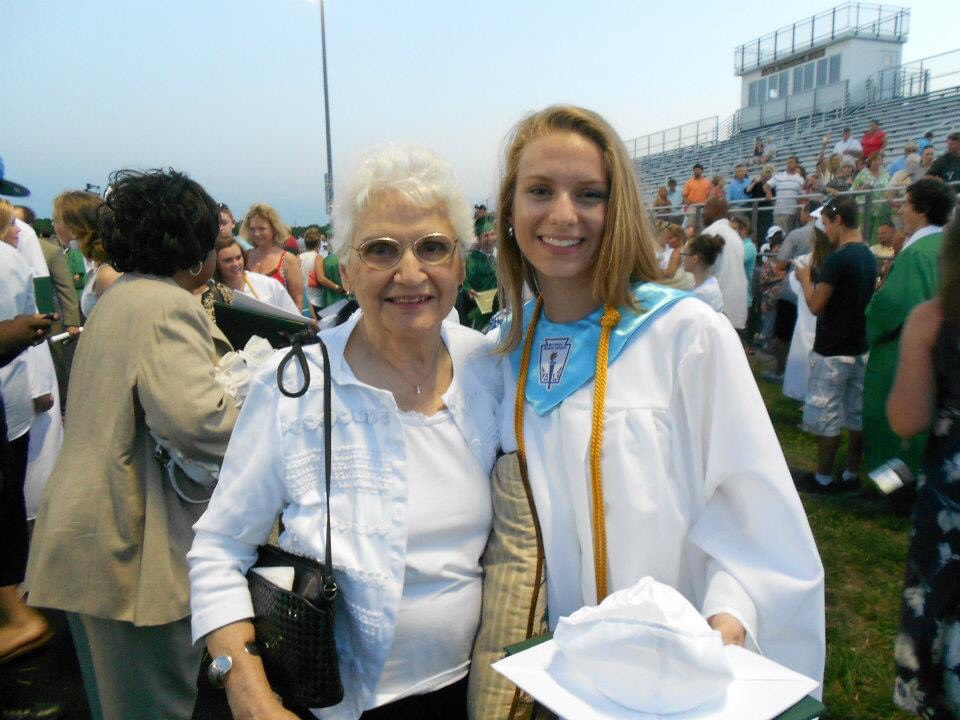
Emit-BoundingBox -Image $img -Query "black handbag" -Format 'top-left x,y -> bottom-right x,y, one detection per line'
246,336 -> 344,709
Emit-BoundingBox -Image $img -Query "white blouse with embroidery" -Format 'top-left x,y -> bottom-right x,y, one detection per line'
188,312 -> 501,720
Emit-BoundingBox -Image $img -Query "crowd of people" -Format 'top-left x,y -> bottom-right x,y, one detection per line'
653,123 -> 960,243
0,107 -> 956,720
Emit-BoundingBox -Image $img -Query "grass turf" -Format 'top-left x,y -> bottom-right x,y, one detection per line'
754,367 -> 913,720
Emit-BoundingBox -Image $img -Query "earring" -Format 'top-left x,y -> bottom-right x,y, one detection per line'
189,260 -> 204,276
507,226 -> 515,240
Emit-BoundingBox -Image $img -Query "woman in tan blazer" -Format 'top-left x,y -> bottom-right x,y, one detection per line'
25,169 -> 239,720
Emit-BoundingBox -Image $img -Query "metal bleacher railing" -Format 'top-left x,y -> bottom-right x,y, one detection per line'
733,3 -> 909,76
624,116 -> 720,161
867,48 -> 960,102
630,51 -> 960,205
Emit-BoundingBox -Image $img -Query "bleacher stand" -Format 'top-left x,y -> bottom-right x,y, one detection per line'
637,86 -> 960,236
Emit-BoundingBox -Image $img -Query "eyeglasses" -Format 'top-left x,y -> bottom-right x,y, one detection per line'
353,233 -> 459,270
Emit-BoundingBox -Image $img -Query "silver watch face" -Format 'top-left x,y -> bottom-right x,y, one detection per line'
207,655 -> 233,688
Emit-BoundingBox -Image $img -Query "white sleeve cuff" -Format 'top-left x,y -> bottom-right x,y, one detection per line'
701,563 -> 760,654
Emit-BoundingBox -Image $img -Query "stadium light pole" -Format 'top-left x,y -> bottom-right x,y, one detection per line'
319,0 -> 334,220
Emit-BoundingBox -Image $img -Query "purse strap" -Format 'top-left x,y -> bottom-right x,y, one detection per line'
276,332 -> 337,600
318,339 -> 337,600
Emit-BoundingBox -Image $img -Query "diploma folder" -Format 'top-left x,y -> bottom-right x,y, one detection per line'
33,276 -> 56,315
213,301 -> 307,350
498,636 -> 824,720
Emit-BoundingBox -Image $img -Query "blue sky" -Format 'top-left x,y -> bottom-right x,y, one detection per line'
3,0 -> 954,225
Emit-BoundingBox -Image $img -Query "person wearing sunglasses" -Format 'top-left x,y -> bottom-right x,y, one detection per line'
189,144 -> 501,719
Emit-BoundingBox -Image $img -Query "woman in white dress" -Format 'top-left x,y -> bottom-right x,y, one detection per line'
488,105 -> 825,690
783,219 -> 834,402
213,237 -> 302,316
680,231 -> 726,313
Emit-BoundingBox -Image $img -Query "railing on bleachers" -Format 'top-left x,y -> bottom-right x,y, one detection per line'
734,3 -> 909,75
625,116 -> 719,161
635,80 -> 960,203
867,48 -> 960,102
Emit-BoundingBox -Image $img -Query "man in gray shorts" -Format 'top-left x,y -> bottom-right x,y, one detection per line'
795,196 -> 878,493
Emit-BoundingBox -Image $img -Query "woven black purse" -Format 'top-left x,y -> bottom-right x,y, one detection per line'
246,336 -> 344,709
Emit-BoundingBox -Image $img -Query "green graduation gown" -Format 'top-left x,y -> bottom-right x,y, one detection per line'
462,249 -> 498,330
863,229 -> 943,473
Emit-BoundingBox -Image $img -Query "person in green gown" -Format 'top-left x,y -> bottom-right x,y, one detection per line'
863,178 -> 956,475
48,228 -> 87,300
462,221 -> 498,330
317,249 -> 347,309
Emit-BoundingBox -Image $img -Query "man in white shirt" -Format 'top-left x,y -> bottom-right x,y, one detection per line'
701,197 -> 747,330
832,127 -> 863,162
764,156 -> 805,233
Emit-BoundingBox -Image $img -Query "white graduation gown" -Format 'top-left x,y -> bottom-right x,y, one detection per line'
783,260 -> 817,402
14,220 -> 63,518
240,271 -> 302,316
704,218 -> 747,329
499,296 -> 825,688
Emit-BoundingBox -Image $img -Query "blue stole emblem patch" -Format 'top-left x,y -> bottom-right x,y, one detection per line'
508,283 -> 689,416
539,337 -> 572,389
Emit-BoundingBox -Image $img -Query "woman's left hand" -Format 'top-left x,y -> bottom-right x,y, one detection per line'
708,613 -> 746,646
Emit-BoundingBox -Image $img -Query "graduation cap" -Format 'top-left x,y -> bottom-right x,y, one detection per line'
0,156 -> 30,197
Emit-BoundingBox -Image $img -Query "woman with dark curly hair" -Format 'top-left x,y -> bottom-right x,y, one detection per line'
25,169 -> 239,720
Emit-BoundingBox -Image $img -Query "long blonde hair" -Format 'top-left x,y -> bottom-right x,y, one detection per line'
496,105 -> 661,352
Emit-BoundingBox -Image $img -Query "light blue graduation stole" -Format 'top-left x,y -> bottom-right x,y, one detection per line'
507,283 -> 689,416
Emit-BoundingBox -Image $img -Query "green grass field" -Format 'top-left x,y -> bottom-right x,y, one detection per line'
754,368 -> 913,720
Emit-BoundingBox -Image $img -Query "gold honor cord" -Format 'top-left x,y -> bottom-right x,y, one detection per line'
515,297 -> 621,603
241,272 -> 261,299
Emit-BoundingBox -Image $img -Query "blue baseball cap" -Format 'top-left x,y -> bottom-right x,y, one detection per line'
0,156 -> 30,197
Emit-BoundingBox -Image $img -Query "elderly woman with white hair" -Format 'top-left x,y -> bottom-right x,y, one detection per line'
187,144 -> 501,719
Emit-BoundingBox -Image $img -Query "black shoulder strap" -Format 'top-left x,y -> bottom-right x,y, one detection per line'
318,338 -> 336,596
277,330 -> 316,398
275,332 -> 337,595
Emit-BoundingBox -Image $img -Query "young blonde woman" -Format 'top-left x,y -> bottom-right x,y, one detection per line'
485,106 -> 825,700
